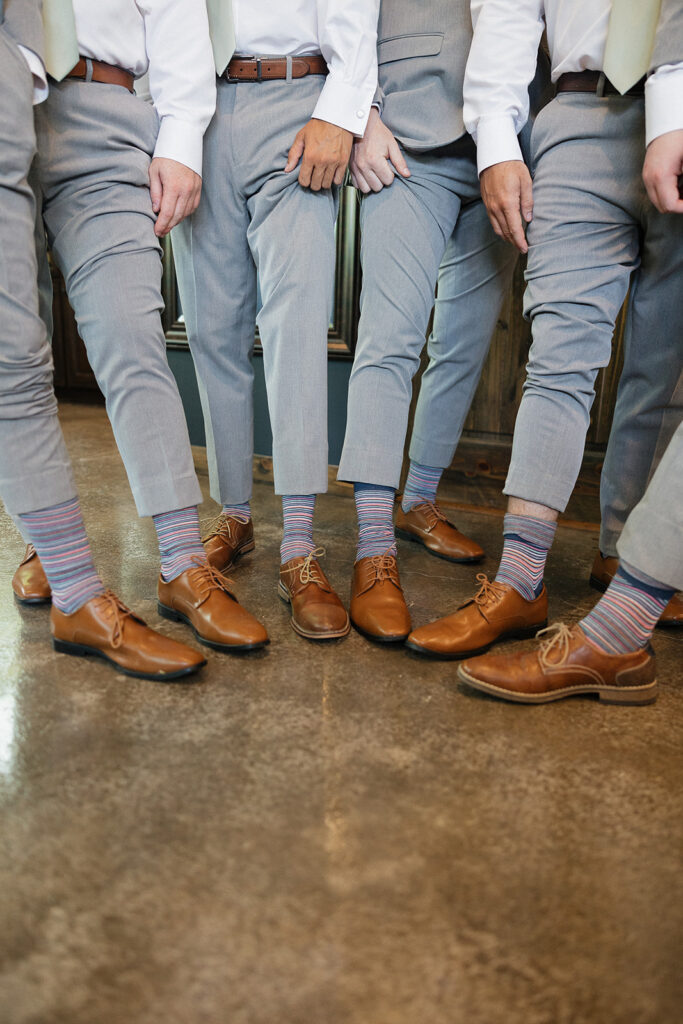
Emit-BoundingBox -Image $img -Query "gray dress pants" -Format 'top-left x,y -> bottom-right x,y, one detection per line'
33,81 -> 202,518
506,93 -> 683,515
338,136 -> 516,487
172,76 -> 338,503
0,25 -> 76,515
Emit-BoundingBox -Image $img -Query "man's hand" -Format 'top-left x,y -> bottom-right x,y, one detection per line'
149,157 -> 202,237
643,130 -> 683,214
349,107 -> 411,193
285,118 -> 353,191
479,160 -> 534,254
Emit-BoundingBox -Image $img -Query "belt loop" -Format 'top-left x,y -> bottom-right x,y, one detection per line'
84,58 -> 94,83
596,71 -> 606,98
256,57 -> 262,82
286,55 -> 293,83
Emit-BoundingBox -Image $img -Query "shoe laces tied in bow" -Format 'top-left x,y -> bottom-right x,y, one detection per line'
202,513 -> 235,543
536,622 -> 574,668
473,573 -> 508,609
366,552 -> 399,583
188,558 -> 236,601
414,501 -> 447,530
96,590 -> 137,649
282,547 -> 327,586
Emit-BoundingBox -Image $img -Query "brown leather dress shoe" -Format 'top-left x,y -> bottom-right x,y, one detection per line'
590,552 -> 682,628
395,501 -> 484,563
12,545 -> 51,605
203,514 -> 255,573
350,553 -> 411,642
406,573 -> 547,659
51,590 -> 206,681
158,561 -> 268,652
458,623 -> 657,705
279,550 -> 350,640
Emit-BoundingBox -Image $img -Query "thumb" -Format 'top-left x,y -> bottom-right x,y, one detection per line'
285,131 -> 305,173
388,137 -> 410,177
520,168 -> 534,222
149,163 -> 163,214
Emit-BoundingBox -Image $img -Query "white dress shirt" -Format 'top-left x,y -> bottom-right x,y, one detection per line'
18,45 -> 48,105
464,0 -> 683,174
73,0 -> 216,176
232,0 -> 379,136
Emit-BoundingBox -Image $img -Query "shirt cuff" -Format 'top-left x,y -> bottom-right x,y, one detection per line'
312,77 -> 375,136
474,115 -> 525,175
153,116 -> 204,177
645,64 -> 683,145
18,45 -> 48,105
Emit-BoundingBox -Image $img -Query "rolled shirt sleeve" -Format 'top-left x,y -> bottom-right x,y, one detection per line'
645,63 -> 683,144
464,0 -> 545,174
312,0 -> 380,136
139,0 -> 217,176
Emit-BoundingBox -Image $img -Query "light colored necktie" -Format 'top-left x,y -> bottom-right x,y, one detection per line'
205,0 -> 235,76
603,0 -> 662,94
42,0 -> 79,81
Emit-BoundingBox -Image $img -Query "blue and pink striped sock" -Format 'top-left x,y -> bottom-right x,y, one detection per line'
18,497 -> 105,614
354,483 -> 397,560
495,513 -> 556,601
580,565 -> 673,654
154,506 -> 207,582
221,501 -> 251,523
402,461 -> 443,512
280,495 -> 316,563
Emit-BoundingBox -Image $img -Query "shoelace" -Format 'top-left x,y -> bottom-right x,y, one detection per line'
536,622 -> 573,668
281,547 -> 327,586
202,513 -> 239,542
413,501 -> 447,529
94,590 -> 135,649
473,573 -> 508,609
188,558 -> 236,601
365,552 -> 399,583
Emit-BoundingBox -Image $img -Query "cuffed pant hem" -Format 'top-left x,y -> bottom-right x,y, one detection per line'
133,473 -> 203,518
272,447 -> 329,497
337,447 -> 404,490
2,466 -> 78,516
503,470 -> 570,515
408,432 -> 457,471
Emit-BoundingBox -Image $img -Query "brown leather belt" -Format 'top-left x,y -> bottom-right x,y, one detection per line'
62,58 -> 135,93
225,54 -> 328,82
556,70 -> 645,97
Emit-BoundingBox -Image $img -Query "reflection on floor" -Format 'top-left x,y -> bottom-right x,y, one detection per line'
1,403 -> 682,1024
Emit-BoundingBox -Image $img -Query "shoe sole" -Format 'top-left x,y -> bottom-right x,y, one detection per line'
395,528 -> 484,564
278,583 -> 350,641
52,638 -> 205,681
207,539 -> 255,574
157,602 -> 269,653
457,663 -> 658,705
590,574 -> 681,629
13,592 -> 52,606
351,619 -> 411,644
404,621 -> 547,660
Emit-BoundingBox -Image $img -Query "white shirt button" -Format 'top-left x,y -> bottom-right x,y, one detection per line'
356,109 -> 365,118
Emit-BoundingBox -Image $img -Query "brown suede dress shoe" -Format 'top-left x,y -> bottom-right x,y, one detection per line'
590,552 -> 682,628
12,545 -> 51,605
51,590 -> 206,681
350,553 -> 411,642
406,573 -> 547,659
279,550 -> 350,640
458,623 -> 657,705
395,501 -> 484,563
203,514 -> 255,573
158,561 -> 268,652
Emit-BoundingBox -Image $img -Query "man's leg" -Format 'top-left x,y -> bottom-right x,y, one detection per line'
407,95 -> 644,658
456,423 -> 683,705
399,197 -> 517,561
36,82 -> 267,652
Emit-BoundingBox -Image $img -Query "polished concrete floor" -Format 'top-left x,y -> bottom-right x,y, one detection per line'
1,404 -> 682,1024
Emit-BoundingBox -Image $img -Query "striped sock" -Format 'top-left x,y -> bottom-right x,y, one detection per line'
154,506 -> 207,582
18,497 -> 105,614
280,495 -> 316,563
580,566 -> 674,654
221,501 -> 251,524
402,461 -> 443,512
355,483 -> 397,560
495,513 -> 556,601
